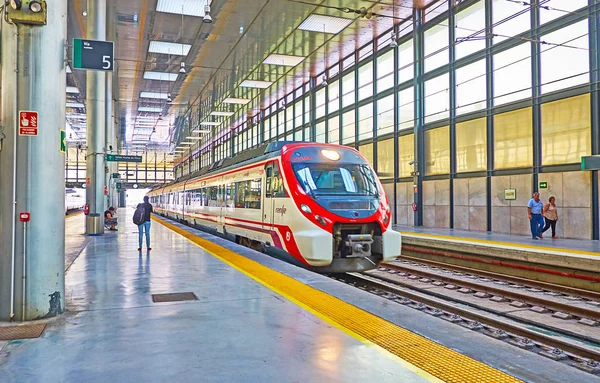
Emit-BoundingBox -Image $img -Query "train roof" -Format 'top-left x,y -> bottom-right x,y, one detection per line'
150,141 -> 303,194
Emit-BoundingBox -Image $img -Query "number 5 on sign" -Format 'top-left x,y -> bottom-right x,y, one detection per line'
102,55 -> 111,70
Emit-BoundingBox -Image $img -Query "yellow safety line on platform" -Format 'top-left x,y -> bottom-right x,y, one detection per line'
153,216 -> 521,383
402,232 -> 600,257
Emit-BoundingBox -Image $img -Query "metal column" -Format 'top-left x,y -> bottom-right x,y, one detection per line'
86,0 -> 107,234
0,1 -> 68,321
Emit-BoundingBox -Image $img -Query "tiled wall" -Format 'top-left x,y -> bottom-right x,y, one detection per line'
491,174 -> 533,236
423,179 -> 450,228
453,178 -> 487,232
395,182 -> 414,226
536,171 -> 592,239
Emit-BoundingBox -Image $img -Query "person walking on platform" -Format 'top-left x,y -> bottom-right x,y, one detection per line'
527,192 -> 544,240
134,196 -> 153,251
541,196 -> 559,239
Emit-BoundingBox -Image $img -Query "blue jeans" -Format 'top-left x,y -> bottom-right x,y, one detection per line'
530,214 -> 544,238
138,221 -> 151,248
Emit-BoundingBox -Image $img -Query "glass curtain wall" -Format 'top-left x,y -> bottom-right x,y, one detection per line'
173,0 -> 597,237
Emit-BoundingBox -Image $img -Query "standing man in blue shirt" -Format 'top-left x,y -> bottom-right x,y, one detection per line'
527,192 -> 544,240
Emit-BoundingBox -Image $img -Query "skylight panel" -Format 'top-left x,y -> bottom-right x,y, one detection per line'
143,71 -> 178,81
156,0 -> 208,17
240,80 -> 273,89
140,92 -> 169,99
149,41 -> 192,56
298,14 -> 353,34
263,54 -> 306,67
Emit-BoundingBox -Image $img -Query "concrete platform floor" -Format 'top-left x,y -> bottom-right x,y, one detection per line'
0,213 -> 429,383
395,224 -> 600,254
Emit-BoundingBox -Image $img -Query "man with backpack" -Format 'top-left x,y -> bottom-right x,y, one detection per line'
134,196 -> 153,251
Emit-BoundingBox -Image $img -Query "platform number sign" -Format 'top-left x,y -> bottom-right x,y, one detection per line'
72,38 -> 114,71
19,111 -> 38,136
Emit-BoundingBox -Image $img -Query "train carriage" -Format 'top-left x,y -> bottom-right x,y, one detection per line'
149,142 -> 401,273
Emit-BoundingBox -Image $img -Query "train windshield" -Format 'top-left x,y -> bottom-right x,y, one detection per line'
292,163 -> 379,197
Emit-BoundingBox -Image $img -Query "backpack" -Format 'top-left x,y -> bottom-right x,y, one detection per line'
133,204 -> 146,226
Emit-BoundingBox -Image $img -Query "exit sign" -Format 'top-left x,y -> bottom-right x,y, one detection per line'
73,39 -> 114,71
106,154 -> 142,163
539,181 -> 548,189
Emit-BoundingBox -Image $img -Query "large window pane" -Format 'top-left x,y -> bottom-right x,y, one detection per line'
399,87 -> 414,130
315,122 -> 326,143
359,143 -> 374,166
456,59 -> 486,115
492,0 -> 530,44
455,1 -> 486,59
377,139 -> 394,179
398,134 -> 414,178
342,110 -> 355,144
425,73 -> 449,123
494,43 -> 531,105
328,80 -> 340,113
377,50 -> 394,92
377,94 -> 394,136
424,126 -> 450,175
295,99 -> 303,127
398,39 -> 414,83
328,115 -> 340,144
358,62 -> 373,100
358,103 -> 373,140
540,20 -> 589,94
342,72 -> 355,107
494,107 -> 532,169
540,0 -> 587,25
315,88 -> 326,119
456,118 -> 487,172
424,23 -> 449,72
541,94 -> 591,165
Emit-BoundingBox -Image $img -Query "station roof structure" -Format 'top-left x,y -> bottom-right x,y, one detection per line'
65,0 -> 437,162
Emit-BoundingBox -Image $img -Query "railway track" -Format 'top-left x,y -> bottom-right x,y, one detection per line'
331,257 -> 600,376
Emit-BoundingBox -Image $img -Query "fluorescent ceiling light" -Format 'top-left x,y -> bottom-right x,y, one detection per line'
193,129 -> 212,134
298,14 -> 353,34
263,53 -> 306,67
149,41 -> 192,56
186,136 -> 203,140
140,92 -> 168,99
66,102 -> 85,108
222,97 -> 250,105
66,86 -> 80,94
210,111 -> 234,117
138,107 -> 163,113
156,0 -> 208,17
143,71 -> 178,81
240,80 -> 273,89
200,122 -> 221,126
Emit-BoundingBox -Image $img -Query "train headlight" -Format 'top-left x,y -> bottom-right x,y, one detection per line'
321,149 -> 340,161
300,204 -> 312,214
383,214 -> 389,226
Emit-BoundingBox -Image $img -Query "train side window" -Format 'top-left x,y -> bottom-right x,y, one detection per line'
265,165 -> 273,198
272,162 -> 287,198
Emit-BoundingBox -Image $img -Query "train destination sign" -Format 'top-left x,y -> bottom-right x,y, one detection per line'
106,154 -> 142,163
73,38 -> 114,71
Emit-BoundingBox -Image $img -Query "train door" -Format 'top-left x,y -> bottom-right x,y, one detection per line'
263,162 -> 277,235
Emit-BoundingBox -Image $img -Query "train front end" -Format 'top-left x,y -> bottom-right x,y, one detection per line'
281,143 -> 401,273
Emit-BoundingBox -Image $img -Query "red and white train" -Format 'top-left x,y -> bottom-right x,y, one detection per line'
148,142 -> 401,273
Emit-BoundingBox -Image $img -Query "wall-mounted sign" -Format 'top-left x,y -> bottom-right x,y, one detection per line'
106,154 -> 142,163
73,38 -> 114,71
539,181 -> 548,189
60,130 -> 66,153
19,111 -> 38,136
504,189 -> 516,200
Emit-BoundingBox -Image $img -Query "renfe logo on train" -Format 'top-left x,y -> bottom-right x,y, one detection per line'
275,206 -> 287,216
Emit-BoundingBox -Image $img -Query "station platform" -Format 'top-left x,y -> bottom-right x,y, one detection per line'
0,212 -> 596,382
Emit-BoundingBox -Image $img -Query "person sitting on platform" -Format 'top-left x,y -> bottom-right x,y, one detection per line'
104,207 -> 118,231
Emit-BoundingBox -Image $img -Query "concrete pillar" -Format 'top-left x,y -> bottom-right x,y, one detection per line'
105,0 -> 118,211
85,0 -> 107,234
0,1 -> 68,321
